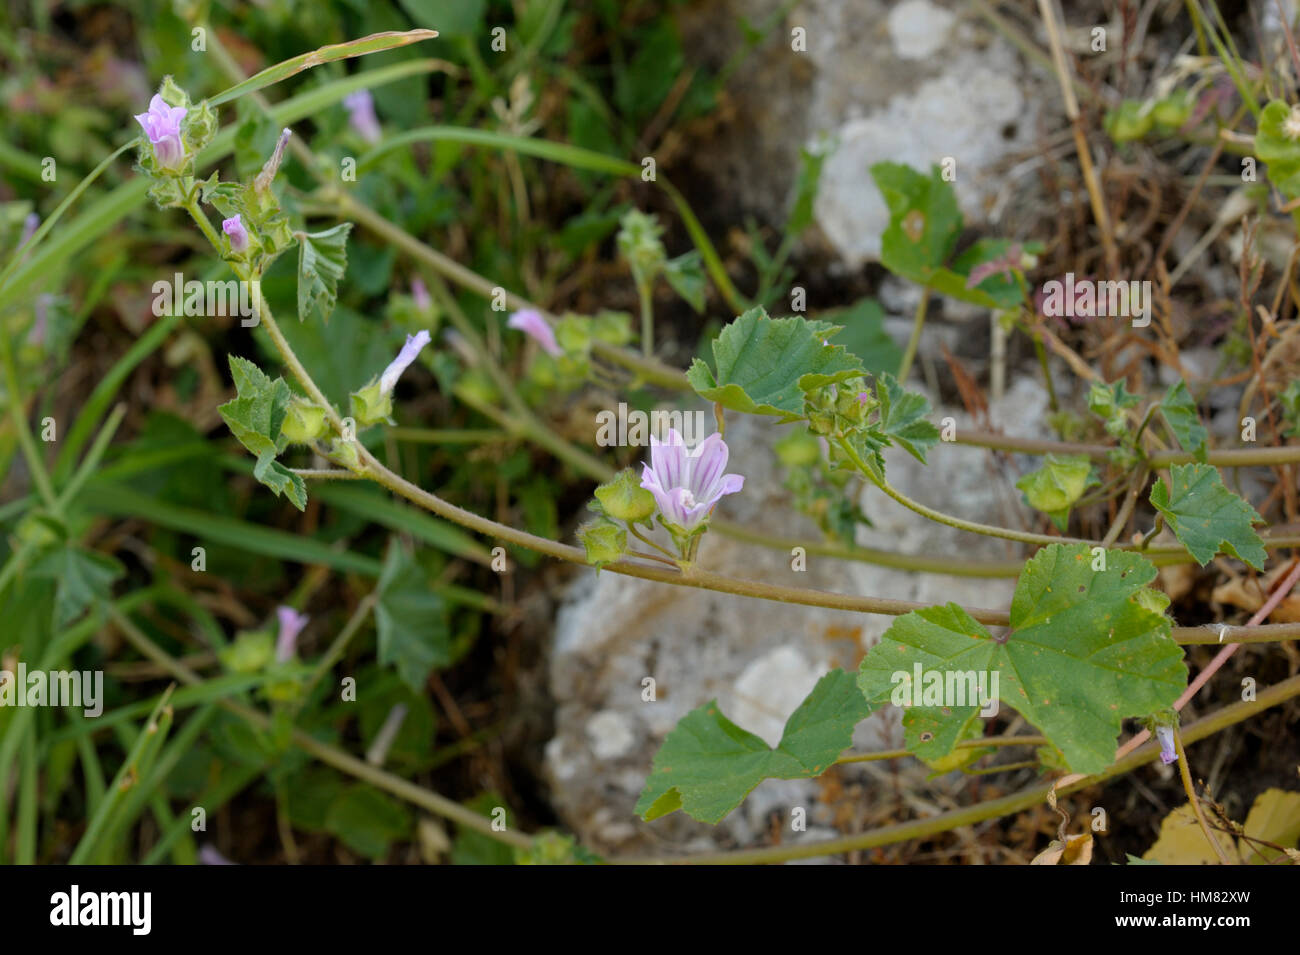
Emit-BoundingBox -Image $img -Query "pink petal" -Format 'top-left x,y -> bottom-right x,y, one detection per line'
687,432 -> 728,498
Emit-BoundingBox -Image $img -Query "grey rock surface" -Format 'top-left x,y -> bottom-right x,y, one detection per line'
677,0 -> 1054,265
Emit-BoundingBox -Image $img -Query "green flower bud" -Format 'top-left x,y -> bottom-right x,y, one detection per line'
807,410 -> 837,436
616,209 -> 667,288
1104,100 -> 1153,143
1152,90 -> 1193,134
184,100 -> 218,155
330,436 -> 362,473
835,384 -> 872,423
578,517 -> 627,569
146,177 -> 187,209
592,310 -> 634,346
263,668 -> 304,703
220,630 -> 274,674
515,831 -> 590,865
594,468 -> 656,524
526,352 -> 558,389
555,314 -> 593,355
281,396 -> 329,444
350,378 -> 393,428
803,383 -> 837,414
158,75 -> 190,108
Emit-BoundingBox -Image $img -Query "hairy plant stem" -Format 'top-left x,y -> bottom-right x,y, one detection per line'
835,735 -> 1048,765
838,436 -> 1079,547
897,287 -> 930,383
292,468 -> 365,480
951,428 -> 1300,467
637,279 -> 654,358
1174,725 -> 1233,864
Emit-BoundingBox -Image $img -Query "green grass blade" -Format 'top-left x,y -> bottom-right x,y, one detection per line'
356,126 -> 748,312
68,686 -> 175,864
80,483 -> 383,575
208,30 -> 439,107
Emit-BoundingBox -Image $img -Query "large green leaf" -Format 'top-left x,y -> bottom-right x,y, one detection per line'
686,307 -> 864,419
374,542 -> 452,690
296,223 -> 352,324
857,543 -> 1185,774
217,355 -> 290,458
872,161 -> 961,285
1149,463 -> 1266,569
636,668 -> 870,824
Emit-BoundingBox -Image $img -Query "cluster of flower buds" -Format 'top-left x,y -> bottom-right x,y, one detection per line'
206,126 -> 296,264
506,307 -> 633,391
804,378 -> 875,438
219,606 -> 311,704
1104,88 -> 1195,143
616,209 -> 667,290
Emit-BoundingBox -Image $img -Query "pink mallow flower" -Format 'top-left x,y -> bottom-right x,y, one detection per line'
343,89 -> 382,144
1155,724 -> 1178,766
275,606 -> 309,663
506,308 -> 561,357
222,214 -> 249,253
134,93 -> 188,171
411,277 -> 431,311
640,429 -> 744,532
380,329 -> 431,394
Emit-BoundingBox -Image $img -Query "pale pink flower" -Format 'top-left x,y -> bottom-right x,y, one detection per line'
275,606 -> 309,663
380,330 -> 431,394
1155,724 -> 1178,766
411,277 -> 431,311
506,308 -> 561,357
640,429 -> 744,532
343,89 -> 382,144
222,214 -> 249,253
134,93 -> 187,170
